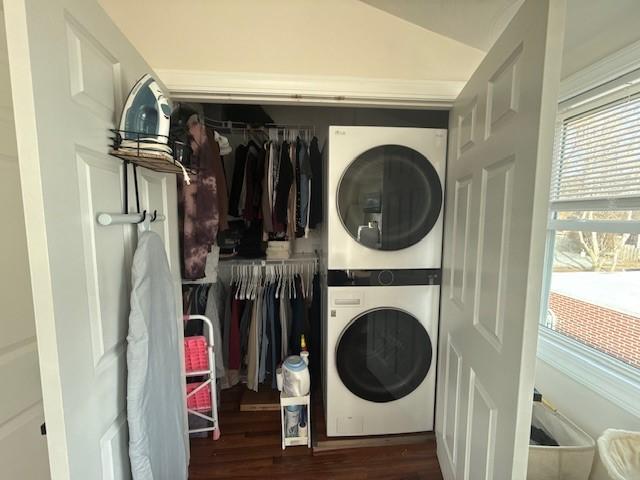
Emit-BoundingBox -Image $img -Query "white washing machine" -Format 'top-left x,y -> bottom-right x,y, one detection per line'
328,126 -> 447,270
324,281 -> 440,436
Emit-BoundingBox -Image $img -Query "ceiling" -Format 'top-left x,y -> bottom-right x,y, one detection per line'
359,0 -> 523,52
358,0 -> 640,77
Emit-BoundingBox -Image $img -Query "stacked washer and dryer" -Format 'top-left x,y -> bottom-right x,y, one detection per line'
323,126 -> 446,437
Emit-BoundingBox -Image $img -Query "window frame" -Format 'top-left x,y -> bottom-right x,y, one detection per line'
538,74 -> 640,416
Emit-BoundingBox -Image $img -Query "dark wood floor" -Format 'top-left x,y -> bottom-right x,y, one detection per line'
189,386 -> 443,479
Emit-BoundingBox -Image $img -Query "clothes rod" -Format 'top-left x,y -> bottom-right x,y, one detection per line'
218,255 -> 317,266
97,212 -> 166,226
202,117 -> 314,131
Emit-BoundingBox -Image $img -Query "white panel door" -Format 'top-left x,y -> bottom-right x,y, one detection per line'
3,0 -> 182,478
436,1 -> 566,479
0,6 -> 50,479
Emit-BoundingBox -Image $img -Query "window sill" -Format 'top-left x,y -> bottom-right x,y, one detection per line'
537,327 -> 640,417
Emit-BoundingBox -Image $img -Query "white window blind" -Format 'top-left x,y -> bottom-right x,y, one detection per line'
551,92 -> 640,203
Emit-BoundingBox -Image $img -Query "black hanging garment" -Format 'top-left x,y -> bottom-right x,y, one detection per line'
308,137 -> 323,228
289,276 -> 306,355
274,141 -> 293,226
228,144 -> 248,217
295,138 -> 303,237
308,274 -> 321,386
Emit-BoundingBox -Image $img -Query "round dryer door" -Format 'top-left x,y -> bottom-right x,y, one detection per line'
336,308 -> 432,403
337,144 -> 442,251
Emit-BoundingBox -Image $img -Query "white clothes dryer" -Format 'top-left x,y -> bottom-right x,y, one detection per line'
327,126 -> 446,270
324,281 -> 440,437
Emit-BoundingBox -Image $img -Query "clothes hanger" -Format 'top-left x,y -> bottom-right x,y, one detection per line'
237,265 -> 247,300
245,265 -> 252,300
251,265 -> 260,300
283,264 -> 289,299
242,265 -> 250,300
276,263 -> 284,299
298,264 -> 305,299
245,265 -> 251,300
234,265 -> 241,299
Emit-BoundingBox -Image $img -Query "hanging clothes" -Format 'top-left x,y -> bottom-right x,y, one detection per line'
185,264 -> 318,393
246,286 -> 262,391
228,285 -> 243,370
274,141 -> 293,226
214,130 -> 232,156
239,296 -> 254,366
242,142 -> 264,222
308,273 -> 322,385
182,283 -> 209,336
205,128 -> 229,231
258,283 -> 270,385
308,136 -> 323,228
269,141 -> 280,228
287,141 -> 298,242
289,276 -> 306,355
261,141 -> 274,237
228,145 -> 247,217
204,283 -> 226,379
294,138 -> 303,236
298,138 -> 312,236
178,132 -> 220,280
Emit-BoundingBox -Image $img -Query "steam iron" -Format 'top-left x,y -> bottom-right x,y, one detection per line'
118,74 -> 172,154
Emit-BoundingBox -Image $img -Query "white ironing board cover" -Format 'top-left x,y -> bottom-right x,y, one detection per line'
127,231 -> 187,479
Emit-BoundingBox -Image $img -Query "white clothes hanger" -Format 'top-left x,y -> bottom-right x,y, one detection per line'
242,265 -> 251,300
251,265 -> 260,300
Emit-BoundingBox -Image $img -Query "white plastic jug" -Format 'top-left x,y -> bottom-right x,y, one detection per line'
280,355 -> 310,397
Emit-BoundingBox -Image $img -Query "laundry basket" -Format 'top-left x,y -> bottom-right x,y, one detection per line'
590,429 -> 640,480
527,402 -> 595,480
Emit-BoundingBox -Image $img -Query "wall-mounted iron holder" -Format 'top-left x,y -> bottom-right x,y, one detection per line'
109,128 -> 196,176
97,130 -> 179,226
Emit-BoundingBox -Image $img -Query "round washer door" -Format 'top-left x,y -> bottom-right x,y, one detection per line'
337,144 -> 442,251
336,308 -> 432,403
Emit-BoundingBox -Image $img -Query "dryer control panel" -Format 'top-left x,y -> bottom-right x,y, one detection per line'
328,268 -> 441,287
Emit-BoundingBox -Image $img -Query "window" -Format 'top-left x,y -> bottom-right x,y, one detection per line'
539,82 -> 640,414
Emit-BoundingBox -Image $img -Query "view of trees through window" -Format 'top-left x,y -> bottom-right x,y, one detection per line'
553,211 -> 640,272
546,226 -> 640,369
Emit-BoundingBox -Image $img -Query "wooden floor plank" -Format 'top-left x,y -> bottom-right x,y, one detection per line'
188,385 -> 443,479
239,384 -> 281,411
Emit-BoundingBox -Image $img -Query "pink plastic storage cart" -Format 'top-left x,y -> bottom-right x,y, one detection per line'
184,314 -> 220,440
